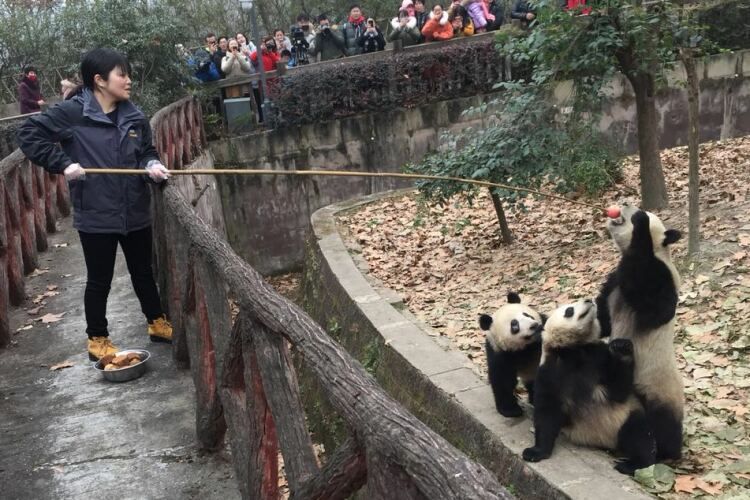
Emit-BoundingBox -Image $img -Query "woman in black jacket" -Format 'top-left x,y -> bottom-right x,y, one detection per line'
17,48 -> 173,361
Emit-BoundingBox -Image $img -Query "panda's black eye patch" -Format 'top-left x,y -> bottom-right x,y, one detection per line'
510,319 -> 520,334
564,307 -> 575,318
522,313 -> 534,319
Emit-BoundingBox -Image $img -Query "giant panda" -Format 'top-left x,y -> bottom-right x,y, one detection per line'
522,299 -> 656,475
596,203 -> 684,461
479,292 -> 544,418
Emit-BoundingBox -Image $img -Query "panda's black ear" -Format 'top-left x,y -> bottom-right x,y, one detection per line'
479,314 -> 493,331
507,292 -> 521,304
663,229 -> 681,246
539,313 -> 548,326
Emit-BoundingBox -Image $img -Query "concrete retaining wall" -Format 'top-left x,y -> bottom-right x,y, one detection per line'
213,49 -> 750,275
302,191 -> 652,500
211,95 -> 487,275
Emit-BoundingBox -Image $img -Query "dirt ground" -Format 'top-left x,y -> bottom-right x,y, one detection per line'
336,135 -> 750,498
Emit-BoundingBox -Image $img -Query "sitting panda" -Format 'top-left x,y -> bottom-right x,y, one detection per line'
479,292 -> 544,418
523,299 -> 656,475
596,204 -> 684,461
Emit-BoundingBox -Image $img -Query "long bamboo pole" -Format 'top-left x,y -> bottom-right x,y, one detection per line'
81,167 -> 608,211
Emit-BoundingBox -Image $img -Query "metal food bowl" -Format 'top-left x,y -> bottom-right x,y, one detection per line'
94,349 -> 151,382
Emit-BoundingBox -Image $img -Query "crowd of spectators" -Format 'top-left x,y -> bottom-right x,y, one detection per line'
188,0 -> 592,84
177,0 -> 588,122
12,0 -> 589,117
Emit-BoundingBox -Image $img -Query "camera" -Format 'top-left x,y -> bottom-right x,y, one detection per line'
291,26 -> 306,44
289,26 -> 309,65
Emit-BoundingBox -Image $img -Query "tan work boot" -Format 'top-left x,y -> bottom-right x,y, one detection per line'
148,315 -> 173,344
88,336 -> 119,361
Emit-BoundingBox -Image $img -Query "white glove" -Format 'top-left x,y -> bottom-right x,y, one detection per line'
63,163 -> 85,181
145,160 -> 171,182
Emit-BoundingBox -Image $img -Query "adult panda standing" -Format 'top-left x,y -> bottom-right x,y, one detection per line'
479,292 -> 544,417
596,203 -> 684,461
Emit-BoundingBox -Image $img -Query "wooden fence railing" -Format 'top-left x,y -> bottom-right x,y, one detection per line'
151,98 -> 514,499
0,148 -> 70,347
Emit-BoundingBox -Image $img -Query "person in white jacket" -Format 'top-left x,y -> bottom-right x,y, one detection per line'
221,39 -> 252,98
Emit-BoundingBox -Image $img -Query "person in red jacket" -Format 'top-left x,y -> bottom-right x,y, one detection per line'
561,0 -> 591,15
250,36 -> 281,72
17,66 -> 45,115
421,4 -> 453,41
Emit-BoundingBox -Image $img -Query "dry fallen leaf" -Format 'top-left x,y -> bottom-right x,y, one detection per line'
40,312 -> 66,324
695,478 -> 724,496
336,135 -> 750,499
49,361 -> 75,371
46,285 -> 58,291
674,475 -> 697,494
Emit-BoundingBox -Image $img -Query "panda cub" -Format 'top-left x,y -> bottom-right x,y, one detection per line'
479,292 -> 544,418
523,299 -> 656,475
597,204 -> 684,461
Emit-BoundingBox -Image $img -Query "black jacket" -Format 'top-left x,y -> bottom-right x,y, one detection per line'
358,28 -> 386,53
17,88 -> 159,234
487,0 -> 505,30
511,0 -> 536,25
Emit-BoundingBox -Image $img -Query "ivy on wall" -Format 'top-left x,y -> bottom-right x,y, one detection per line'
270,36 -> 504,126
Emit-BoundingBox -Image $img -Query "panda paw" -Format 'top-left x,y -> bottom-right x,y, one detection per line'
609,338 -> 634,358
631,210 -> 650,227
613,459 -> 637,476
522,447 -> 549,462
497,403 -> 524,418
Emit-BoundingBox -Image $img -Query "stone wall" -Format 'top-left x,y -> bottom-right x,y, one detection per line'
211,50 -> 749,275
211,95 -> 486,274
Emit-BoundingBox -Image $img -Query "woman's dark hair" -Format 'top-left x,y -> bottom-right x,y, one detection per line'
274,29 -> 285,36
80,48 -> 131,90
450,5 -> 470,25
23,65 -> 36,75
398,9 -> 410,19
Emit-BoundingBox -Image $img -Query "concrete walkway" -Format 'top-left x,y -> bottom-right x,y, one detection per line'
0,217 -> 239,499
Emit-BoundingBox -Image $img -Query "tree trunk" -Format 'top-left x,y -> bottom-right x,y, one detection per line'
488,189 -> 513,244
629,72 -> 669,210
681,47 -> 701,255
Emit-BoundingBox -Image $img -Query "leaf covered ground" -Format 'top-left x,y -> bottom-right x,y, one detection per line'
336,135 -> 750,499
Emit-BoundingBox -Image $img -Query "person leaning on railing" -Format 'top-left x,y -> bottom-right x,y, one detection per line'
309,14 -> 347,61
387,9 -> 422,47
511,0 -> 537,27
16,48 -> 173,362
221,38 -> 253,98
358,18 -> 386,53
214,36 -> 229,78
486,0 -> 505,30
414,0 -> 429,33
421,4 -> 454,41
449,5 -> 475,37
342,4 -> 369,55
462,0 -> 493,32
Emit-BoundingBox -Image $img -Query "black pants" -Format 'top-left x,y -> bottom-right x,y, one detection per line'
79,226 -> 163,338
